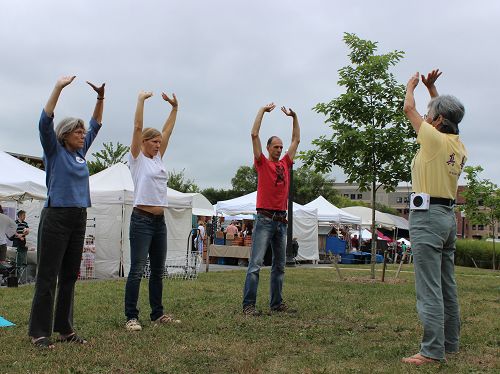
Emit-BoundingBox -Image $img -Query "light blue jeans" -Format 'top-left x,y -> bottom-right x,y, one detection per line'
410,205 -> 460,361
242,213 -> 287,309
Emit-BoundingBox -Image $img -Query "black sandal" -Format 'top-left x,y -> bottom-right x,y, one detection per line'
58,332 -> 87,344
32,337 -> 55,349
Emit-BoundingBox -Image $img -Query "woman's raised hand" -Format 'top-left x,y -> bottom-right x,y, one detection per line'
162,92 -> 178,109
87,81 -> 105,98
55,76 -> 76,90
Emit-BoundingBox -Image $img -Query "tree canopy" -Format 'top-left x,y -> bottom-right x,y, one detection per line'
300,33 -> 415,278
87,142 -> 130,175
460,166 -> 500,269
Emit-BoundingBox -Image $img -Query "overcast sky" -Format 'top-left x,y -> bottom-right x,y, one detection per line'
1,0 -> 499,189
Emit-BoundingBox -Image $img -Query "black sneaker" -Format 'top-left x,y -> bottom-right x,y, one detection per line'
270,303 -> 297,314
242,304 -> 262,316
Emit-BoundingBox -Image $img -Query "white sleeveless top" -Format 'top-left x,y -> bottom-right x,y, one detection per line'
129,152 -> 168,207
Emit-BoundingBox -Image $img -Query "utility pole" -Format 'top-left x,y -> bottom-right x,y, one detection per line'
286,162 -> 295,267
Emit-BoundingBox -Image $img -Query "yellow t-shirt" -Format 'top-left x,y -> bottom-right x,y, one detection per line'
411,121 -> 467,199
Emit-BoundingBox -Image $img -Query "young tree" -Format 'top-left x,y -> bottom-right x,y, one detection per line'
301,33 -> 417,278
460,166 -> 500,270
87,141 -> 130,175
167,169 -> 199,193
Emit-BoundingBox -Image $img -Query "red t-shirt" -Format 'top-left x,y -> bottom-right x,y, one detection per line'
254,153 -> 292,211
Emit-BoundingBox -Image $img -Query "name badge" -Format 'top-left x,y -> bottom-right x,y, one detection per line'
76,157 -> 86,164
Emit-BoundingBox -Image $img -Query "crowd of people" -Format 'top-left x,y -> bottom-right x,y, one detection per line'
1,69 -> 467,367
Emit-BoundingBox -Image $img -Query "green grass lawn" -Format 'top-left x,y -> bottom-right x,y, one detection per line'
0,264 -> 498,373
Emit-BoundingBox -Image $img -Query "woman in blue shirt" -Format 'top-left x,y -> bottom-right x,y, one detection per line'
28,76 -> 104,348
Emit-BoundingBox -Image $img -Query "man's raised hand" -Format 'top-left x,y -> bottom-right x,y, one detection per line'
281,106 -> 296,118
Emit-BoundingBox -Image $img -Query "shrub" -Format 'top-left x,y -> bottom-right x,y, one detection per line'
455,239 -> 500,269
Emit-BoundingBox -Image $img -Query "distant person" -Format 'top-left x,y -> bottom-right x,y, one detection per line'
402,69 -> 467,365
225,222 -> 238,236
244,222 -> 253,237
242,103 -> 300,316
13,210 -> 29,270
196,220 -> 205,255
125,89 -> 181,332
0,205 -> 16,264
29,76 -> 105,349
351,234 -> 359,251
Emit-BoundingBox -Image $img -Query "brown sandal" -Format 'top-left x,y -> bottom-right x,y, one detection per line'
58,332 -> 87,344
402,353 -> 441,366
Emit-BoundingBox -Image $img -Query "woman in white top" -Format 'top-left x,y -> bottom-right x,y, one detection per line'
124,90 -> 180,331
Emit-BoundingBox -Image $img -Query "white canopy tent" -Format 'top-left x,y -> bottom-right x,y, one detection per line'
0,151 -> 47,201
397,238 -> 411,246
342,206 -> 402,229
385,213 -> 409,231
0,151 -> 47,248
88,163 -> 211,278
304,196 -> 361,224
215,192 -> 319,261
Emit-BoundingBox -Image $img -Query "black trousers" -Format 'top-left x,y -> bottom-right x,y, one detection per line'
28,207 -> 87,338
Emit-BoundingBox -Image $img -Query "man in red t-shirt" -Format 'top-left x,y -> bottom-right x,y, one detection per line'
242,102 -> 300,316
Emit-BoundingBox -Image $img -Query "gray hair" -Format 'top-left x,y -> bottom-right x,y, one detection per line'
427,95 -> 465,135
55,117 -> 86,145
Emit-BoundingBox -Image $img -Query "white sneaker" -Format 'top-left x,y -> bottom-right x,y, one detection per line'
125,318 -> 142,331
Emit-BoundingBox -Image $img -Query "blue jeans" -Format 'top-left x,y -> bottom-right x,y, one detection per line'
410,205 -> 460,360
243,214 -> 287,309
125,211 -> 167,321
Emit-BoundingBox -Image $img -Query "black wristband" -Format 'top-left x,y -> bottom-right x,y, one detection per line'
97,97 -> 104,100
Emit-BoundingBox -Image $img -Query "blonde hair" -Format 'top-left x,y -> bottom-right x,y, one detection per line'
142,127 -> 161,141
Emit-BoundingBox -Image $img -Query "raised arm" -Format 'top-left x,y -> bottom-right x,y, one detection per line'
421,69 -> 441,98
87,81 -> 105,124
403,72 -> 425,134
131,91 -> 153,158
281,106 -> 300,159
44,76 -> 76,116
159,92 -> 178,158
251,103 -> 275,159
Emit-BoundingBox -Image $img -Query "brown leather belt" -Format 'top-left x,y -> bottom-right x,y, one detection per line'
257,209 -> 288,224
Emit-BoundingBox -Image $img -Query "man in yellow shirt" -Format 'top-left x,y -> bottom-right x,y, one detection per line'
402,69 -> 467,366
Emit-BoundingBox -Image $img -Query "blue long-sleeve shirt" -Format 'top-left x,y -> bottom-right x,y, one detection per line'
39,109 -> 101,207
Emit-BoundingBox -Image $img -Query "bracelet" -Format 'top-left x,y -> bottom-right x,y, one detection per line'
97,97 -> 104,100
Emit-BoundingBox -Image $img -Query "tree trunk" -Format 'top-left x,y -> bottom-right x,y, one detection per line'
493,221 -> 497,271
370,179 -> 377,279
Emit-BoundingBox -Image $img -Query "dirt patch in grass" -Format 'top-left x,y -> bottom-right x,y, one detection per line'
341,276 -> 408,284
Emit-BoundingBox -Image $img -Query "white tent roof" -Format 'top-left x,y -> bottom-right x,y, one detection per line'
304,196 -> 361,224
397,238 -> 411,246
385,213 -> 409,230
183,192 -> 215,216
215,191 -> 258,215
0,151 -> 47,201
342,206 -> 401,229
